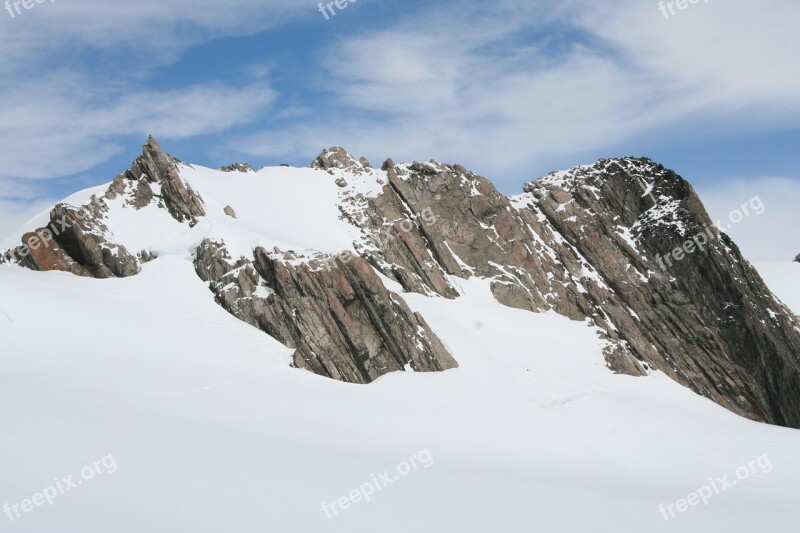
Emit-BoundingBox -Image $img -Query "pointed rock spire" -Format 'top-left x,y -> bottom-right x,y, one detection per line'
122,136 -> 206,224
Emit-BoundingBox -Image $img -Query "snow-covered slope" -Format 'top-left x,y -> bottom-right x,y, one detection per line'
2,141 -> 800,531
2,251 -> 800,532
158,163 -> 366,259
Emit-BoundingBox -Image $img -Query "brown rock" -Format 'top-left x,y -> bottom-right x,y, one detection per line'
194,239 -> 458,383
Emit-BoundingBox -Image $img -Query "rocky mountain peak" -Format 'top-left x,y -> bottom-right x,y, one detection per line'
109,135 -> 206,224
2,137 -> 208,278
310,147 -> 370,174
3,139 -> 800,427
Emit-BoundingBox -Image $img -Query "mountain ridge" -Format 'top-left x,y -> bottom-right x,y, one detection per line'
3,137 -> 799,427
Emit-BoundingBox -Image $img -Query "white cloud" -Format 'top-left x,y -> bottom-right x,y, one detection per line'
0,0 -> 306,70
2,0 -> 797,259
577,0 -> 800,120
234,0 -> 800,184
0,1 -> 298,182
0,76 -> 277,180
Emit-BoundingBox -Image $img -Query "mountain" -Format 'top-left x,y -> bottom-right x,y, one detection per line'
2,137 -> 800,532
3,137 -> 799,426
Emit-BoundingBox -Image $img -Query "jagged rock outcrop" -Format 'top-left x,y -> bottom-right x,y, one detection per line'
4,136 -> 206,278
340,155 -> 800,425
17,228 -> 93,276
341,158 -> 647,374
795,253 -> 799,263
3,194 -> 139,278
220,163 -> 254,173
46,203 -> 139,278
193,239 -> 457,383
111,135 -> 206,225
520,159 -> 800,426
311,147 -> 370,175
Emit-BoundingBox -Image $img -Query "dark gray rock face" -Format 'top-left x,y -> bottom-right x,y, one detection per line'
193,239 -> 457,383
795,253 -> 799,263
220,162 -> 254,173
522,159 -> 800,426
345,155 -> 800,426
115,135 -> 206,225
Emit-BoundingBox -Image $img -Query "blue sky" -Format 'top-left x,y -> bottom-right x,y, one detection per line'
1,0 -> 798,260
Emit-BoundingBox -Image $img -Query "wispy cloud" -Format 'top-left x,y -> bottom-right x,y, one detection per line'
232,0 -> 800,183
0,76 -> 277,180
579,0 -> 800,117
1,0 -> 797,258
0,0 -> 303,182
0,0 -> 306,70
